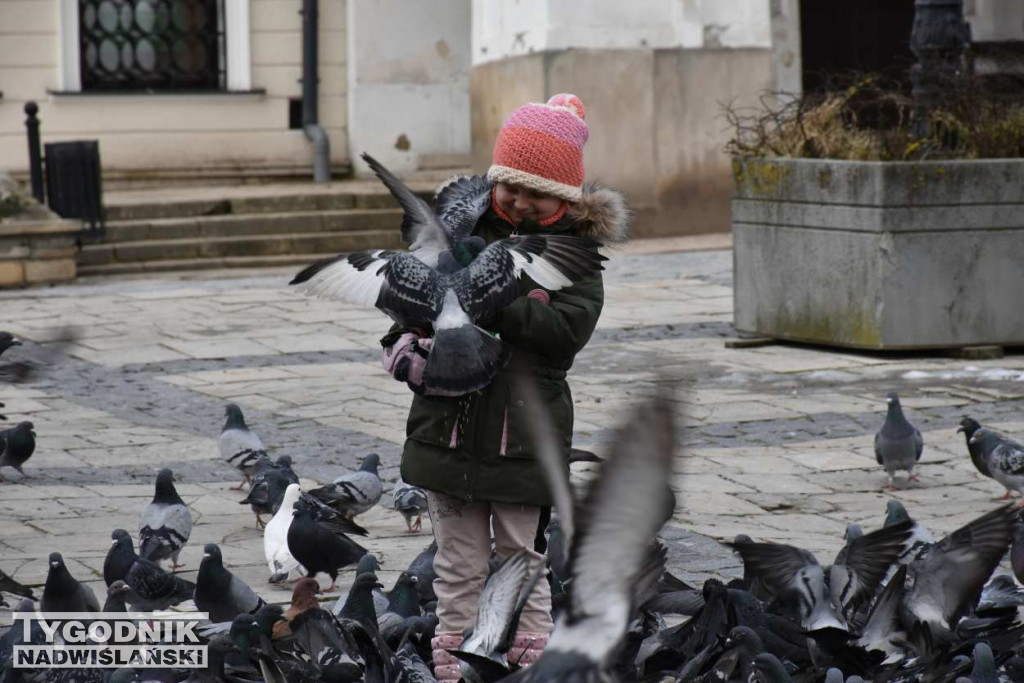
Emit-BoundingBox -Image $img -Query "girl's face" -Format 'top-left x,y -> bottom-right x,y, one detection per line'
493,182 -> 564,224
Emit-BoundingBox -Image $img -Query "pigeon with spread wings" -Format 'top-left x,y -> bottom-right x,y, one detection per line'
290,153 -> 606,395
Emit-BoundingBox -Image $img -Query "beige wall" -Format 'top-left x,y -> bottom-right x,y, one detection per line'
0,0 -> 348,179
471,48 -> 774,237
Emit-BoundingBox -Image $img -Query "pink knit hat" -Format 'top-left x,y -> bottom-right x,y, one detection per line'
487,93 -> 589,202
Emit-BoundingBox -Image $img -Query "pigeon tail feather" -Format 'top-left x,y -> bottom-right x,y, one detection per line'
424,325 -> 511,395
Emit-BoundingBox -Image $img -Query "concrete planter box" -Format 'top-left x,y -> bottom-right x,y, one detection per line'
732,157 -> 1024,350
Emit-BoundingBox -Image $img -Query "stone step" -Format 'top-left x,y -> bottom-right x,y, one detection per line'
95,208 -> 403,243
76,253 -> 350,277
103,185 -> 435,222
79,229 -> 403,267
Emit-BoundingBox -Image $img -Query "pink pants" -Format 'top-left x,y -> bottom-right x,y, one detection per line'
426,491 -> 553,635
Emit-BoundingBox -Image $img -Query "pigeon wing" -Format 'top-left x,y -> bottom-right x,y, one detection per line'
0,569 -> 35,600
829,519 -> 913,621
874,431 -> 884,465
515,375 -> 576,547
558,392 -> 676,652
727,542 -> 820,603
229,573 -> 266,615
994,441 -> 1024,476
914,428 -> 923,461
467,550 -> 532,656
292,251 -> 445,327
139,503 -> 191,560
435,175 -> 492,243
854,565 -> 907,654
362,153 -> 452,254
904,504 -> 1015,630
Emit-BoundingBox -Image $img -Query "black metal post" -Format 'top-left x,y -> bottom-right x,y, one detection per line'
24,102 -> 44,203
300,0 -> 330,182
910,0 -> 970,137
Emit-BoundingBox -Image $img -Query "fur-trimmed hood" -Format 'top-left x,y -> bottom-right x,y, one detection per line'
436,175 -> 632,246
566,182 -> 632,245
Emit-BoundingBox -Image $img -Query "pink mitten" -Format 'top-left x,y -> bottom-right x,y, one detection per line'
381,333 -> 429,391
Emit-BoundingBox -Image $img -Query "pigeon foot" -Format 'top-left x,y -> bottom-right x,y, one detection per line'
881,484 -> 899,491
230,480 -> 248,491
171,563 -> 185,571
997,492 -> 1014,500
908,474 -> 920,483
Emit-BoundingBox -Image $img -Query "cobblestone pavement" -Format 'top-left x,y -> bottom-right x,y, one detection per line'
2,248 -> 1024,624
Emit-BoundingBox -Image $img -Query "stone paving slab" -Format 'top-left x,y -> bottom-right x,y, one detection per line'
3,249 -> 1024,630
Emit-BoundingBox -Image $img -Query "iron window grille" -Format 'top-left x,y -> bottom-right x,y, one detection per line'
79,0 -> 226,91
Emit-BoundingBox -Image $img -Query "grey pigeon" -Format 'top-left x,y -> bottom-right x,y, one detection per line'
1012,523 -> 1024,586
874,392 -> 923,490
729,519 -> 913,630
218,403 -> 267,490
41,552 -> 99,614
377,572 -> 423,647
309,453 -> 383,519
453,550 -> 543,683
287,497 -> 368,590
0,421 -> 35,477
290,153 -> 606,395
395,640 -> 436,683
901,505 -> 1015,644
751,652 -> 794,683
407,541 -> 438,606
393,476 -> 428,533
103,580 -> 130,614
138,468 -> 192,569
104,529 -> 195,611
496,382 -> 676,683
241,455 -> 299,527
195,543 -> 266,622
825,669 -> 845,683
0,327 -> 78,385
288,607 -> 364,681
968,425 -> 1024,501
959,417 -> 993,478
338,572 -> 382,634
969,642 -> 998,683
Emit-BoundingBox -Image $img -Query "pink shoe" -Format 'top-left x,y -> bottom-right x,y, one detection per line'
507,632 -> 549,667
431,632 -> 464,681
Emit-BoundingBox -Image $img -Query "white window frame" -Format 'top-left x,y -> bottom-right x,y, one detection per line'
58,0 -> 252,92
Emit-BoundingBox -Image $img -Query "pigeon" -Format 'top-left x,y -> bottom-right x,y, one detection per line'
289,153 -> 607,395
0,568 -> 34,603
496,379 -> 676,683
219,403 -> 267,490
751,653 -> 795,683
969,642 -> 998,683
288,497 -> 369,590
967,425 -> 1024,503
103,581 -> 130,614
138,468 -> 192,569
453,550 -> 543,683
272,577 -> 322,639
338,571 -> 383,635
0,327 -> 78,385
308,453 -> 383,519
0,421 -> 35,478
288,607 -> 365,681
874,392 -> 923,490
407,541 -> 439,606
104,529 -> 195,611
377,572 -> 424,647
0,332 -> 20,357
959,417 -> 994,479
195,543 -> 267,623
41,552 -> 99,614
265,483 -> 306,583
241,455 -> 299,527
1012,523 -> 1024,586
393,476 -> 428,533
901,504 -> 1016,644
729,519 -> 913,630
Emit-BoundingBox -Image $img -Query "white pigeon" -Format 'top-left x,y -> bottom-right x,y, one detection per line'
219,403 -> 267,490
264,483 -> 306,583
138,468 -> 192,570
393,477 -> 428,533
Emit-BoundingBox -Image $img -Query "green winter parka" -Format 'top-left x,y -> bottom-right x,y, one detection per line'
398,182 -> 630,507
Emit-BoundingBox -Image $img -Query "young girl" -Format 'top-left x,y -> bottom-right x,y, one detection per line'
381,93 -> 630,681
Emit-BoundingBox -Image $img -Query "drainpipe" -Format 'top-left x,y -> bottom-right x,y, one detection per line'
301,0 -> 330,182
